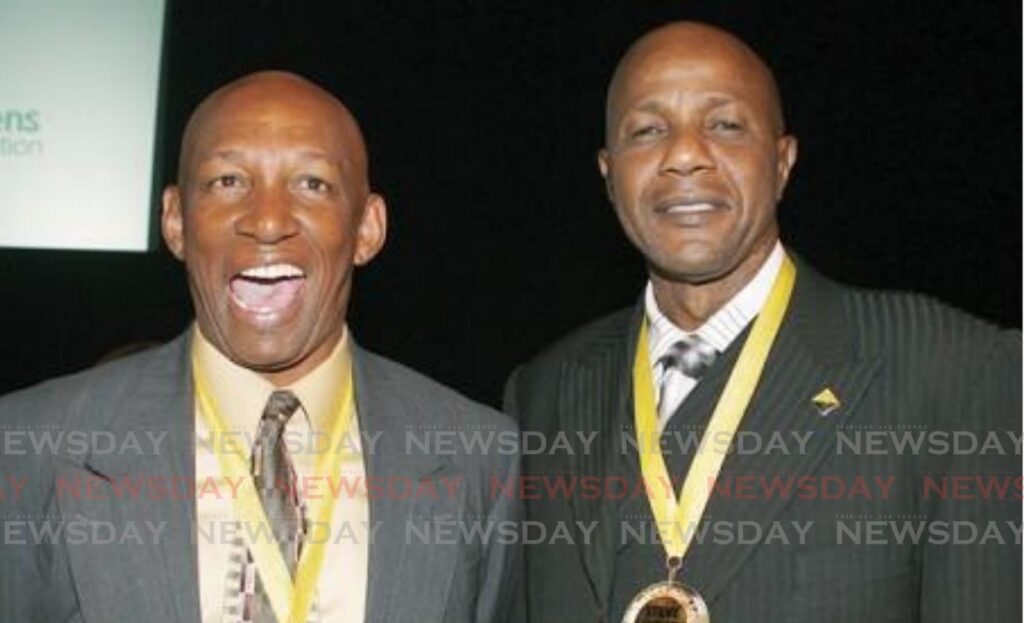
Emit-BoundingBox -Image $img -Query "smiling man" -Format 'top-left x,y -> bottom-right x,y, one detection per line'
505,22 -> 1020,622
0,71 -> 520,623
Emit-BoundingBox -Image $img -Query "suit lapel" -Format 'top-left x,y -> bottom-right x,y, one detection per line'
56,333 -> 200,623
354,344 -> 460,623
559,306 -> 642,613
680,259 -> 880,603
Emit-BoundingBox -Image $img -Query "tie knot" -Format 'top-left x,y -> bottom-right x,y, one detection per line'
661,335 -> 718,379
261,390 -> 301,424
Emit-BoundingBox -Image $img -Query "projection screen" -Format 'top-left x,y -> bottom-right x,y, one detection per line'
0,0 -> 166,251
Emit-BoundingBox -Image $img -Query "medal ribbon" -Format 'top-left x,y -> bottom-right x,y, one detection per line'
633,254 -> 795,564
193,355 -> 355,623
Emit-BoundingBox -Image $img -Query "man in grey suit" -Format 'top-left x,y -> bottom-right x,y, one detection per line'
505,22 -> 1020,622
0,71 -> 520,622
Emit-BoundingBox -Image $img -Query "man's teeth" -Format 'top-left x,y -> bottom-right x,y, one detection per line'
238,264 -> 305,280
666,202 -> 716,214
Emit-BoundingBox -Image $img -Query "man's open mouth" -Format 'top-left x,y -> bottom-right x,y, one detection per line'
229,263 -> 307,315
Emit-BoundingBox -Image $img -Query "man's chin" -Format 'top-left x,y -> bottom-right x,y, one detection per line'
230,350 -> 304,373
222,326 -> 344,385
649,253 -> 732,286
219,333 -> 310,372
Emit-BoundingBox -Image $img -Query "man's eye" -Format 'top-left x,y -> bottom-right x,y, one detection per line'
208,174 -> 244,189
630,125 -> 666,139
297,176 -> 331,193
709,119 -> 743,132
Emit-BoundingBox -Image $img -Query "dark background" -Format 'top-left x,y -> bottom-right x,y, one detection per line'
0,1 -> 1019,406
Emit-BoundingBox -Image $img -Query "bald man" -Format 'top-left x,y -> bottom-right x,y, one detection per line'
0,72 -> 521,623
505,22 -> 1020,622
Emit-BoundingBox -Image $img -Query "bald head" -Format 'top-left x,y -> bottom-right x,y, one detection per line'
178,71 -> 369,195
606,22 -> 786,141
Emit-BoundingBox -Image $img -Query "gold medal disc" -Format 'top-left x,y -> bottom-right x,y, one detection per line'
620,581 -> 710,623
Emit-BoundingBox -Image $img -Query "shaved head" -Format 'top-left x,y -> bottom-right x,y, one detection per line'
178,70 -> 369,197
606,22 -> 786,140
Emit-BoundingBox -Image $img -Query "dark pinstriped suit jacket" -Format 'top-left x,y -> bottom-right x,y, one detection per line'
505,258 -> 1021,622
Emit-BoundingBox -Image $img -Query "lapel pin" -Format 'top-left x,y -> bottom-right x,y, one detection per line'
812,387 -> 840,416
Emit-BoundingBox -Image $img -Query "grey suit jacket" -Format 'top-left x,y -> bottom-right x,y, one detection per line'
505,259 -> 1021,622
0,331 -> 521,623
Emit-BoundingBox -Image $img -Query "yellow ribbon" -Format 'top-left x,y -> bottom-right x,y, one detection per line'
193,355 -> 355,623
633,254 -> 796,563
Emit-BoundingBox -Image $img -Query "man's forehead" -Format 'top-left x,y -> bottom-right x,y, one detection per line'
616,52 -> 763,101
616,44 -> 771,100
182,111 -> 354,174
190,88 -> 347,144
191,116 -> 346,152
200,145 -> 341,166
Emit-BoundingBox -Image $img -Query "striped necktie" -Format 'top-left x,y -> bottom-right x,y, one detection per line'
244,390 -> 303,623
656,335 -> 718,426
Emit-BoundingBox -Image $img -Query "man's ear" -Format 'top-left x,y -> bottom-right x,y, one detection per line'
774,135 -> 798,201
354,192 -> 387,266
598,148 -> 615,203
161,185 -> 185,261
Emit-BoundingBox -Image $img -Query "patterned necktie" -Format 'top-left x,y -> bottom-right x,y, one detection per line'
657,335 -> 718,426
244,390 -> 304,623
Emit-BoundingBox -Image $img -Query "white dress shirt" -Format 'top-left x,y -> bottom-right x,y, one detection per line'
645,241 -> 785,431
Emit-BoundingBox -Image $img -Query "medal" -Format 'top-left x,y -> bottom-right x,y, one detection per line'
621,556 -> 709,623
627,253 -> 796,623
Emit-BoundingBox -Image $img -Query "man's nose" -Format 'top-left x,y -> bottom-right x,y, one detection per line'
235,183 -> 300,244
659,127 -> 714,177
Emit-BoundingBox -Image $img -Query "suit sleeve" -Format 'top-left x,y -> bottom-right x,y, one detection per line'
0,440 -> 38,622
502,366 -> 523,422
497,367 -> 529,623
474,414 -> 525,623
0,394 -> 49,621
919,330 -> 1022,621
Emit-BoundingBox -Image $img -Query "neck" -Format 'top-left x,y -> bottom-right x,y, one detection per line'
651,241 -> 777,331
257,329 -> 347,388
260,365 -> 313,388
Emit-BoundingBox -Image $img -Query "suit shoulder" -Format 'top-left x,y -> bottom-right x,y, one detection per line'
0,339 -> 179,429
837,285 -> 1018,357
357,349 -> 515,432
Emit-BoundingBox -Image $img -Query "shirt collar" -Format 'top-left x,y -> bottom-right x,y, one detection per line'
645,241 -> 785,362
192,324 -> 353,439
